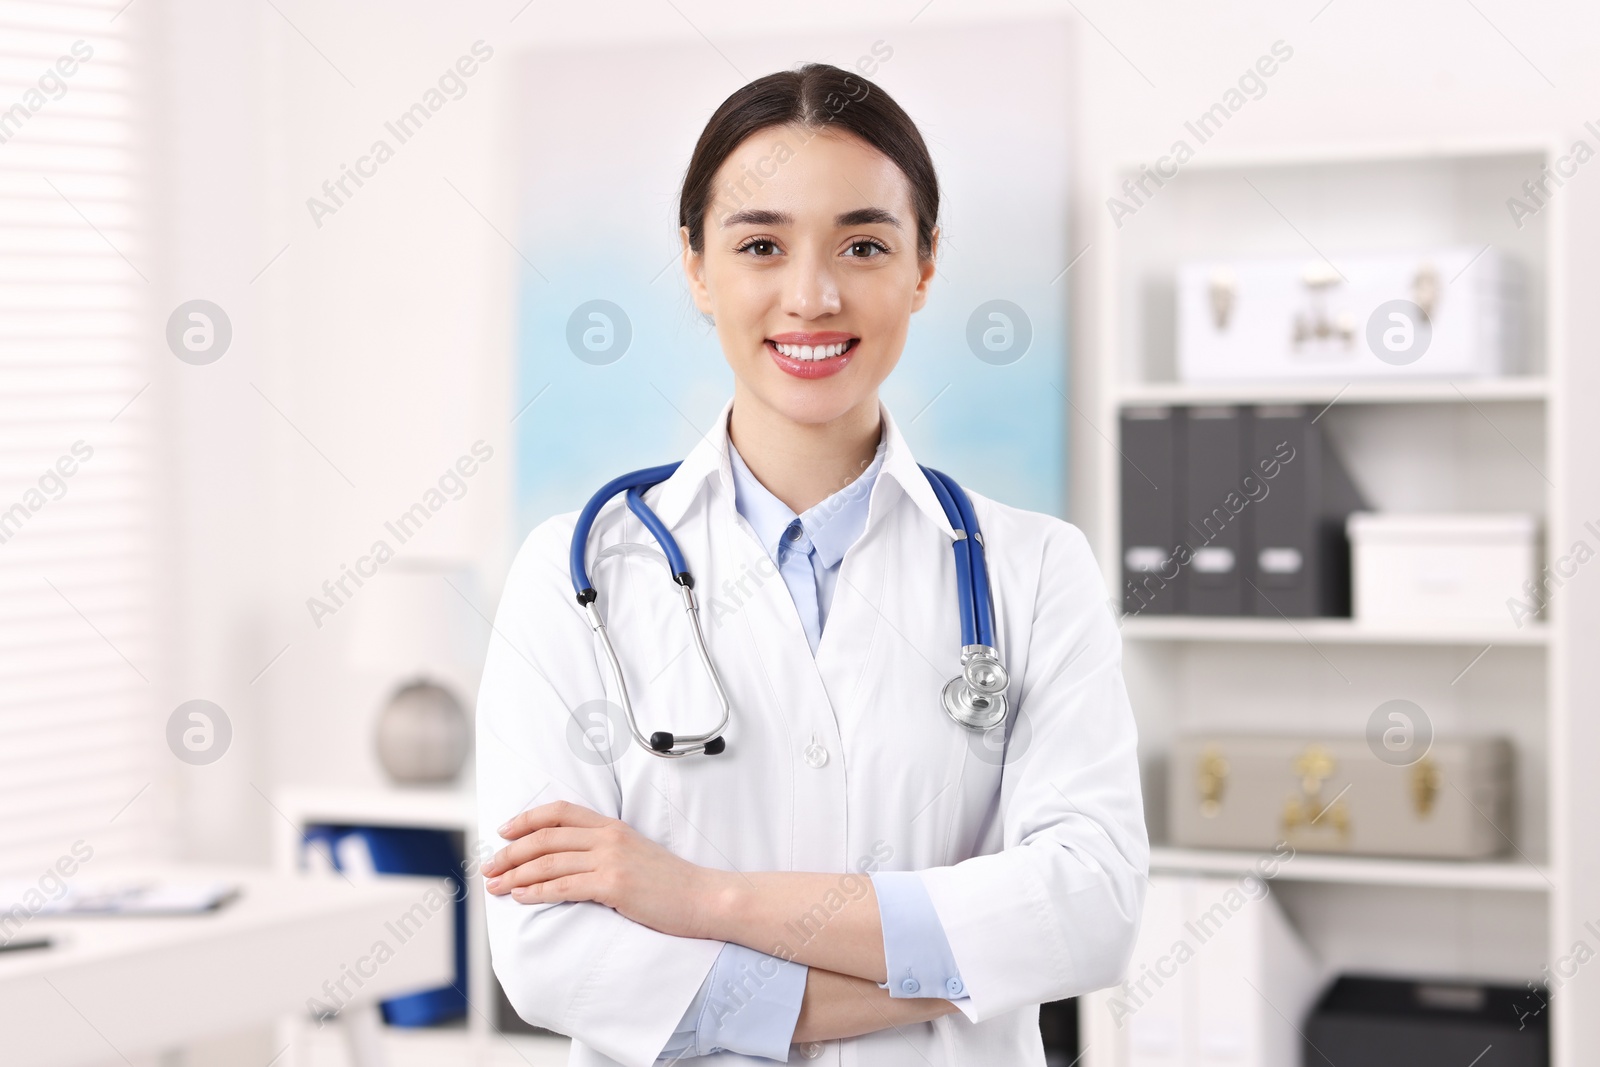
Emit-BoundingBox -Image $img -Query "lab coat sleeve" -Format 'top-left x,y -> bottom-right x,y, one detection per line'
917,518 -> 1149,1023
475,517 -> 726,1067
656,969 -> 710,1063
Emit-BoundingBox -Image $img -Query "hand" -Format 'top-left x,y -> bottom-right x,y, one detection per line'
481,800 -> 733,940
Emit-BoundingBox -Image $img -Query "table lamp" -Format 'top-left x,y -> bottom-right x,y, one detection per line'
347,559 -> 487,785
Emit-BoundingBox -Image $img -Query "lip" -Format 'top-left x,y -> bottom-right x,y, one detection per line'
768,331 -> 858,345
765,336 -> 858,380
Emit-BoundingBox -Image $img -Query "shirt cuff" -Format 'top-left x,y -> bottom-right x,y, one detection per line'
661,942 -> 808,1061
871,870 -> 970,1001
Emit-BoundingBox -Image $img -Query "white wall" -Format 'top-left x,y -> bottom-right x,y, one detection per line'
160,0 -> 1600,1054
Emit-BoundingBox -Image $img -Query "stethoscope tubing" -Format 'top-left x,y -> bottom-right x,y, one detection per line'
625,485 -> 690,578
568,456 -> 1006,754
919,464 -> 998,649
919,465 -> 979,647
947,468 -> 997,648
570,461 -> 682,598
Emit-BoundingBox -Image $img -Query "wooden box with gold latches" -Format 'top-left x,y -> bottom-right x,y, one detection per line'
1168,734 -> 1513,859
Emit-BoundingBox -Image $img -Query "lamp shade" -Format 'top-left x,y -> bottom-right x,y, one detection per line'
346,559 -> 487,677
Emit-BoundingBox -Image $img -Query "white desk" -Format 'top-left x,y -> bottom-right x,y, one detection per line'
0,864 -> 454,1067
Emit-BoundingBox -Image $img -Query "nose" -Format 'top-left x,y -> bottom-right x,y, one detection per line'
781,246 -> 841,320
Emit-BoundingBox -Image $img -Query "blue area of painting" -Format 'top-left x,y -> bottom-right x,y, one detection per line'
509,262 -> 732,539
512,259 -> 1067,543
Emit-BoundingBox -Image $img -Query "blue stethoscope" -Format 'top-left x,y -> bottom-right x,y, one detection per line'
569,462 -> 1009,758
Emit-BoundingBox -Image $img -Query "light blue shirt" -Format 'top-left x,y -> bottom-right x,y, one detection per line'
655,434 -> 968,1062
727,434 -> 883,655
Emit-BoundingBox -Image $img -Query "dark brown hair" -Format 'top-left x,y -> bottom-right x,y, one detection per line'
678,62 -> 940,262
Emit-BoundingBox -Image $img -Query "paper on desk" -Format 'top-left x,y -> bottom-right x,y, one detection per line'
0,879 -> 238,916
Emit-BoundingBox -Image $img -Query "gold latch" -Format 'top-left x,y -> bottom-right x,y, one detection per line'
1411,755 -> 1440,818
1282,743 -> 1351,845
1198,746 -> 1229,818
1412,263 -> 1440,323
1293,745 -> 1336,792
1292,262 -> 1356,349
1208,269 -> 1237,332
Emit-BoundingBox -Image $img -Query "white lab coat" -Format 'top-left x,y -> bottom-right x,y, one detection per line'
476,397 -> 1148,1067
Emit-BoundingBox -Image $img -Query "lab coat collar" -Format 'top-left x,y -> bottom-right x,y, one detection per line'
648,396 -> 956,541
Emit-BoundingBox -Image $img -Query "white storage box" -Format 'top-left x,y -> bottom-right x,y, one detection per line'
1348,512 -> 1539,627
1176,247 -> 1522,381
1080,873 -> 1319,1067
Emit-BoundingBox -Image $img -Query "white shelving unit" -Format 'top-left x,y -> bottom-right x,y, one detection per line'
1116,376 -> 1550,407
1079,141 -> 1571,1064
1121,615 -> 1551,646
1150,845 -> 1552,894
269,784 -> 572,1067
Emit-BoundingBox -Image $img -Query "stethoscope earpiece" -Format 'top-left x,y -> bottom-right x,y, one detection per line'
568,459 -> 1007,758
648,731 -> 726,755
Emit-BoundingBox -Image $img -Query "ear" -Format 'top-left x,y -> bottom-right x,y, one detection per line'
909,225 -> 939,313
681,225 -> 713,316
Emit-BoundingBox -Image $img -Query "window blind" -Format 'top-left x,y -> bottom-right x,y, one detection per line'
0,0 -> 159,879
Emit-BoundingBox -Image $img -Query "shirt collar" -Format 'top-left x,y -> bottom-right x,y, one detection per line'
647,396 -> 956,541
727,431 -> 886,568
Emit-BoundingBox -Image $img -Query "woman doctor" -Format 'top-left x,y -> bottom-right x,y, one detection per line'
476,63 -> 1148,1066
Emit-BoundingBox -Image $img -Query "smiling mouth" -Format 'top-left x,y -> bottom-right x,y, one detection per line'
767,338 -> 859,361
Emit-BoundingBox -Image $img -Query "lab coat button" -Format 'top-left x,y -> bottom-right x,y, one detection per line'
946,976 -> 964,996
804,742 -> 828,768
900,977 -> 921,994
797,1041 -> 823,1058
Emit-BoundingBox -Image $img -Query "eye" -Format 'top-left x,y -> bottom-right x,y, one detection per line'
845,238 -> 890,258
734,237 -> 780,257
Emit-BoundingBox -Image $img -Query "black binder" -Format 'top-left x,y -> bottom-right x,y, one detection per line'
1246,405 -> 1366,617
1179,406 -> 1247,616
1119,407 -> 1181,615
1305,975 -> 1548,1067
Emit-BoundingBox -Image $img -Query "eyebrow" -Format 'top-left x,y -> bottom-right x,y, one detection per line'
718,207 -> 902,230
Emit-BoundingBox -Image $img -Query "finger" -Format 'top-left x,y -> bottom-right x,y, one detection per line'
480,826 -> 597,877
510,871 -> 602,905
486,851 -> 593,896
498,799 -> 611,841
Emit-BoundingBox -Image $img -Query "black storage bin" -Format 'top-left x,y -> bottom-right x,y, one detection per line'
1039,997 -> 1079,1067
1305,974 -> 1547,1067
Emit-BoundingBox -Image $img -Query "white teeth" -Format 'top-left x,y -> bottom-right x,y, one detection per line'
772,341 -> 851,360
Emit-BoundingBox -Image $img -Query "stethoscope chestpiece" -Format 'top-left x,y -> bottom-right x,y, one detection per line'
941,644 -> 1010,731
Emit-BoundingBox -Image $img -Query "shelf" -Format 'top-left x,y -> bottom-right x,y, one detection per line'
1151,845 -> 1551,892
1115,377 -> 1548,408
1119,137 -> 1555,175
275,782 -> 476,832
1119,615 -> 1549,646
